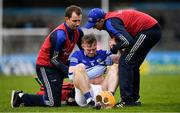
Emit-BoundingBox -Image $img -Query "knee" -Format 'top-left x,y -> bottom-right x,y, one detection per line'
75,63 -> 86,73
73,63 -> 86,79
45,95 -> 61,107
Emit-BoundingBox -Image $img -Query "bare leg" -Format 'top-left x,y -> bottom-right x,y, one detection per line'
101,64 -> 119,93
73,64 -> 96,106
73,63 -> 91,94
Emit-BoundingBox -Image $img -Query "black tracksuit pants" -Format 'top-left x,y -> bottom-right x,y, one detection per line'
21,65 -> 67,106
119,24 -> 161,104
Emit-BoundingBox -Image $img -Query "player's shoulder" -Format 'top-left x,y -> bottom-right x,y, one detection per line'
97,49 -> 111,54
50,30 -> 66,41
52,29 -> 66,37
72,50 -> 83,57
97,50 -> 112,56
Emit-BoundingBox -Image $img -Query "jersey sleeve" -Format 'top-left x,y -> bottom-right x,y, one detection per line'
69,51 -> 81,66
105,18 -> 134,50
98,50 -> 113,66
50,30 -> 68,73
104,50 -> 113,66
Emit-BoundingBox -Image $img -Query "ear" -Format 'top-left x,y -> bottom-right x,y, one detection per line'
81,43 -> 85,48
65,17 -> 69,21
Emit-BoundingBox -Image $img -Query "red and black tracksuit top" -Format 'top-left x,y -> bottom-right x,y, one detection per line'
36,23 -> 82,68
104,9 -> 158,50
105,9 -> 158,37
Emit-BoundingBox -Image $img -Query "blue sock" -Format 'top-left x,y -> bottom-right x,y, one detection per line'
84,92 -> 92,100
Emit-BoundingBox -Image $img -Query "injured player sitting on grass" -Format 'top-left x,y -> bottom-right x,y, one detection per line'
68,34 -> 119,109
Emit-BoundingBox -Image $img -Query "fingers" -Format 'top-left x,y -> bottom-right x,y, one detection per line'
109,37 -> 117,48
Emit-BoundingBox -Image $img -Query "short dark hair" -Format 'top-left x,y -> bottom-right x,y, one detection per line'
65,5 -> 82,18
82,34 -> 97,46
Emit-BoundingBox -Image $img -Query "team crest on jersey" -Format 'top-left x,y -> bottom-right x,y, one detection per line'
90,60 -> 95,66
97,58 -> 102,63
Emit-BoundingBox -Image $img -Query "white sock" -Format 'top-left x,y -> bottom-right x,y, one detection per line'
86,97 -> 93,104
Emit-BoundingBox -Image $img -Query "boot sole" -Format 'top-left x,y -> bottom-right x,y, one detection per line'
11,90 -> 16,108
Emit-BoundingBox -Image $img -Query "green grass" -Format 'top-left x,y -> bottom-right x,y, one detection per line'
0,75 -> 180,112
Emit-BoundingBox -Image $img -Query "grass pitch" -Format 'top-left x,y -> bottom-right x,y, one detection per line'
0,74 -> 180,112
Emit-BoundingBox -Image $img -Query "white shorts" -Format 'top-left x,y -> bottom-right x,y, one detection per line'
75,84 -> 102,107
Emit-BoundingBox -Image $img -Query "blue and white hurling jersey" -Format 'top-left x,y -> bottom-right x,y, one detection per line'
68,50 -> 112,80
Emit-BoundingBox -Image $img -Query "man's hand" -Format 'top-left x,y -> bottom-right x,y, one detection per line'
109,37 -> 116,49
110,55 -> 120,64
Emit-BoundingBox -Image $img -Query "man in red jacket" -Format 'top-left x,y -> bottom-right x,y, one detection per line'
11,5 -> 83,107
85,8 -> 161,107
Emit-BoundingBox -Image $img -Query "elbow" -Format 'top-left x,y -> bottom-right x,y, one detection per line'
128,39 -> 135,46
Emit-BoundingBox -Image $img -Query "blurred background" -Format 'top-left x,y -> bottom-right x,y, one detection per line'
0,0 -> 180,76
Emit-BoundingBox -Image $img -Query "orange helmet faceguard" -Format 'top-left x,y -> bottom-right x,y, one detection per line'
96,91 -> 116,109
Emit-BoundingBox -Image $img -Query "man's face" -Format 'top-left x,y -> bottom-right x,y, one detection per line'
93,19 -> 104,30
82,42 -> 97,57
66,12 -> 82,30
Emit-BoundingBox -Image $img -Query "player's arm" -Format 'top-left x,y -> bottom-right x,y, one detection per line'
50,30 -> 68,74
86,65 -> 106,79
106,18 -> 135,51
101,50 -> 120,66
101,50 -> 113,66
110,54 -> 120,64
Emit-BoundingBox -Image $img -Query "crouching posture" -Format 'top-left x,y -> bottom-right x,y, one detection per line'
10,5 -> 83,108
68,34 -> 119,108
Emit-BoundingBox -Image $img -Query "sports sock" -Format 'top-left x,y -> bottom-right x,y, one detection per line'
84,92 -> 93,103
